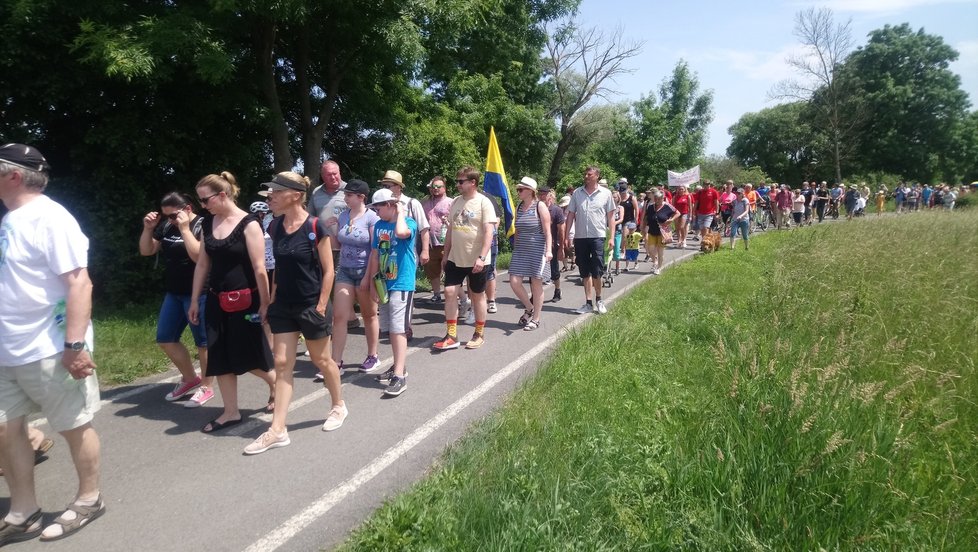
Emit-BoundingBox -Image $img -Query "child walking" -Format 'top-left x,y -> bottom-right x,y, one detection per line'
365,188 -> 418,396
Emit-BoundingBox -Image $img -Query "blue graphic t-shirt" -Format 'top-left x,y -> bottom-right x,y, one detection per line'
372,217 -> 418,292
337,209 -> 379,269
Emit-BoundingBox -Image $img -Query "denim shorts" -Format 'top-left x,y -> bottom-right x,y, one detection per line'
336,265 -> 367,287
157,293 -> 207,347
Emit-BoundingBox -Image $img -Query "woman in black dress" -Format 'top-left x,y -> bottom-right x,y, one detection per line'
189,172 -> 276,433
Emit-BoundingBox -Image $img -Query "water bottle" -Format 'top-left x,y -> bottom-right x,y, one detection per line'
373,273 -> 389,305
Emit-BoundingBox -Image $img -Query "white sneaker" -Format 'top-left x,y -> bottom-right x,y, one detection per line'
458,300 -> 470,323
466,310 -> 475,325
322,403 -> 349,432
243,430 -> 290,455
596,300 -> 608,314
575,303 -> 594,314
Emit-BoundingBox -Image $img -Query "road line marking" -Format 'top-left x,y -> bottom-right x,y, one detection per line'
243,252 -> 698,551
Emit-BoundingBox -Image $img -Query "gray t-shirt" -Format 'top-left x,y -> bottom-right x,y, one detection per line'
567,186 -> 615,239
732,197 -> 750,220
307,181 -> 347,248
337,209 -> 380,269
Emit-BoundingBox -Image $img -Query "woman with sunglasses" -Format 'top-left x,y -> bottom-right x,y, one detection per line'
508,177 -> 552,331
139,192 -> 214,406
244,172 -> 347,454
188,172 -> 276,433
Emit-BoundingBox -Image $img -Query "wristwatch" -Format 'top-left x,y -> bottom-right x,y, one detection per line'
478,255 -> 486,261
64,341 -> 85,352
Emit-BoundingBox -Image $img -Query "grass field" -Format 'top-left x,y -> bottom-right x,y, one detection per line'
338,210 -> 978,550
93,301 -> 196,386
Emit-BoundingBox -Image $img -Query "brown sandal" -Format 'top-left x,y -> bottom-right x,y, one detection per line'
39,496 -> 106,542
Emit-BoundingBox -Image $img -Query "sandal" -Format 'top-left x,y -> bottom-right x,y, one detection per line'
523,320 -> 540,331
39,496 -> 105,542
518,309 -> 533,327
201,418 -> 243,433
265,395 -> 275,413
0,509 -> 43,546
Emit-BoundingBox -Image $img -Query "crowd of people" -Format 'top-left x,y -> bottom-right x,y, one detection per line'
1,139 -> 972,545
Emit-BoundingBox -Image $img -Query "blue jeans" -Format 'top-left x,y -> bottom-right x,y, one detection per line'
732,219 -> 749,241
157,293 -> 207,347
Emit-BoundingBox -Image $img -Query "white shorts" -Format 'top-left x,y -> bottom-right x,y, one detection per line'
0,353 -> 101,432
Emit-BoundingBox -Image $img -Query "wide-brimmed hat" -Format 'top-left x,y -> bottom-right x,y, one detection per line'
0,143 -> 49,172
378,170 -> 404,187
370,188 -> 397,206
516,176 -> 538,191
558,195 -> 571,207
261,173 -> 307,192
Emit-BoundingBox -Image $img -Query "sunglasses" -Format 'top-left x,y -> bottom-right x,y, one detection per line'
166,213 -> 180,220
430,184 -> 445,189
198,192 -> 220,204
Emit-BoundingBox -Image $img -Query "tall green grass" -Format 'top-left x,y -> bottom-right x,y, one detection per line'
93,302 -> 196,385
339,210 -> 978,550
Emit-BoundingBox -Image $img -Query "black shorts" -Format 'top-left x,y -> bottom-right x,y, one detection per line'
444,261 -> 489,294
574,237 -> 606,279
267,301 -> 332,340
549,258 -> 560,282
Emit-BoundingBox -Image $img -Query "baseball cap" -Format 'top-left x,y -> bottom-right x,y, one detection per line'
0,143 -> 49,172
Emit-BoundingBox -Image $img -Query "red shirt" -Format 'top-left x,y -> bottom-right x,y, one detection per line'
694,188 -> 720,216
673,192 -> 691,215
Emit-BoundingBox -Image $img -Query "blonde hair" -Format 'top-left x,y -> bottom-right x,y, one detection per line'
196,171 -> 240,201
276,171 -> 310,201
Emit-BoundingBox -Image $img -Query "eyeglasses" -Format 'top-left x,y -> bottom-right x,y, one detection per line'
199,192 -> 220,204
430,184 -> 445,189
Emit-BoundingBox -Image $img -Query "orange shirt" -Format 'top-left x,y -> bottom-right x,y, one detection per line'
745,190 -> 758,209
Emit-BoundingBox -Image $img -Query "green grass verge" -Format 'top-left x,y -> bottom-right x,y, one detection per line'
93,301 -> 196,386
338,211 -> 978,550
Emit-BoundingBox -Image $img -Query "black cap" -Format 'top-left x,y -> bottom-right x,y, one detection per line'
538,185 -> 552,194
0,143 -> 50,172
344,179 -> 370,196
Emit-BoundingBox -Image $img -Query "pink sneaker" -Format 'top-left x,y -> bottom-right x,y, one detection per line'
165,376 -> 202,401
184,386 -> 214,408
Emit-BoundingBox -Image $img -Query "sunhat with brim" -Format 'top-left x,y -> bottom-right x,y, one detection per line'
378,170 -> 404,187
516,176 -> 538,191
262,173 -> 307,192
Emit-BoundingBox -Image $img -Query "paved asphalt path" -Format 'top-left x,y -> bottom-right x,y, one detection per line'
4,244 -> 701,551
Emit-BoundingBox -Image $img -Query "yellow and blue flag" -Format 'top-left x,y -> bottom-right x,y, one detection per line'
482,127 -> 516,239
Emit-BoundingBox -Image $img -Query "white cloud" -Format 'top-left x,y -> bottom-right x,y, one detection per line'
951,39 -> 978,104
803,0 -> 977,14
696,44 -> 807,84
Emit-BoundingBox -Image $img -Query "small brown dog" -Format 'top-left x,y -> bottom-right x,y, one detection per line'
700,230 -> 723,253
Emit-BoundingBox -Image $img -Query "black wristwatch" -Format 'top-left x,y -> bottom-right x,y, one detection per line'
478,255 -> 486,261
64,341 -> 85,352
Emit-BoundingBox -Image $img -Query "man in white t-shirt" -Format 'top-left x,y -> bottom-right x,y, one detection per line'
0,144 -> 104,543
433,166 -> 498,351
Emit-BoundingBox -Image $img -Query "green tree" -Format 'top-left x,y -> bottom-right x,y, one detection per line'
600,61 -> 713,187
727,102 -> 821,184
845,24 -> 972,181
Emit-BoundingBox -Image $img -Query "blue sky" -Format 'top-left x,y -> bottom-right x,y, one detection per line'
576,0 -> 978,156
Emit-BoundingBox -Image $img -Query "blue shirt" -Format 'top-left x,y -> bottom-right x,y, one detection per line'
373,218 -> 417,292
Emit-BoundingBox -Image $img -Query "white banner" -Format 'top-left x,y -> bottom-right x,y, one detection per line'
667,165 -> 700,188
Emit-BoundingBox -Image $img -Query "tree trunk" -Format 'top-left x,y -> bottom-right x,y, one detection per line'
547,124 -> 573,186
255,21 -> 293,172
296,24 -> 342,186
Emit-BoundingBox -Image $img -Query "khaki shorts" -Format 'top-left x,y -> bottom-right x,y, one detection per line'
423,245 -> 445,282
0,353 -> 101,432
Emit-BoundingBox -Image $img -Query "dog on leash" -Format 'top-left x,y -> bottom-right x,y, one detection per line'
700,230 -> 723,253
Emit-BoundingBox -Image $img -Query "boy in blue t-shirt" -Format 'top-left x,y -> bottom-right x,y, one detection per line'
366,188 -> 417,396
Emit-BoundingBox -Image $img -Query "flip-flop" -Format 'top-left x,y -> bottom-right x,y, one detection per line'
201,418 -> 243,433
39,497 -> 105,542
